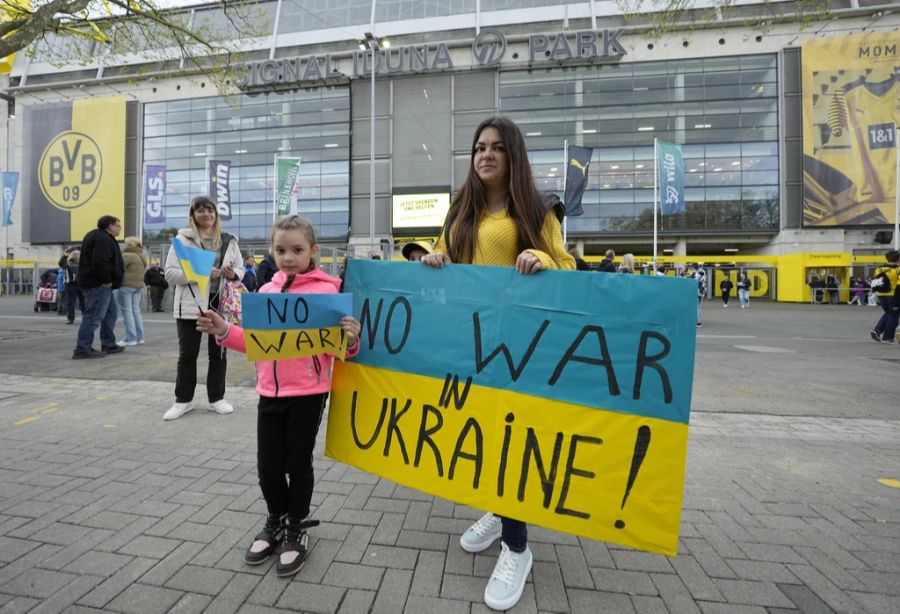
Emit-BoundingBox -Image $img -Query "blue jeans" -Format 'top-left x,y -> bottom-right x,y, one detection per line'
116,287 -> 145,343
75,286 -> 117,352
875,296 -> 898,341
500,516 -> 527,553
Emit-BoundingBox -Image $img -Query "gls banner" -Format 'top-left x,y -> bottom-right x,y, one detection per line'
22,96 -> 125,243
327,261 -> 697,555
144,165 -> 166,224
208,160 -> 232,221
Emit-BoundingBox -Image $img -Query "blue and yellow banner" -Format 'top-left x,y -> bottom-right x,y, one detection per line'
171,236 -> 215,297
326,261 -> 697,555
241,292 -> 352,361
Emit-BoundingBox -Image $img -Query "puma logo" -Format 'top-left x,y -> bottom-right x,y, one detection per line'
569,158 -> 589,175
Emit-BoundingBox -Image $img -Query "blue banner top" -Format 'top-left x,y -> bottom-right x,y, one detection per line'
242,292 -> 353,330
343,260 -> 697,425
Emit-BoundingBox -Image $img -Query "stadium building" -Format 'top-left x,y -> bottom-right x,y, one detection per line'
0,0 -> 898,301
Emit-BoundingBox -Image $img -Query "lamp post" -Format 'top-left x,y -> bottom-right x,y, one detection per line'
365,22 -> 379,258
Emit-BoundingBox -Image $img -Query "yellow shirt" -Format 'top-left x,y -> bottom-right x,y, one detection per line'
873,264 -> 899,297
435,208 -> 575,270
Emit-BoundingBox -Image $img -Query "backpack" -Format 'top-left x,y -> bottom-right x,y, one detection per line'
870,268 -> 893,293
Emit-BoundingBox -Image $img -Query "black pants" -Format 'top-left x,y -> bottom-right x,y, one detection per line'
65,283 -> 84,322
722,290 -> 730,305
175,318 -> 227,404
257,394 -> 326,519
150,286 -> 166,311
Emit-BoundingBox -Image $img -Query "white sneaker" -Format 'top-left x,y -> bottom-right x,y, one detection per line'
209,399 -> 234,415
163,401 -> 194,421
459,512 -> 502,553
116,340 -> 138,347
484,542 -> 532,611
136,339 -> 145,345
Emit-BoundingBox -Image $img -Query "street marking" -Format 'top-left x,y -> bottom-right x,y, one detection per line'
734,345 -> 796,353
38,404 -> 58,414
697,335 -> 757,339
102,424 -> 117,429
14,416 -> 40,426
877,478 -> 900,488
96,396 -> 107,401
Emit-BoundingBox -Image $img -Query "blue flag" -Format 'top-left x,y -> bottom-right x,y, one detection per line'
2,171 -> 19,227
657,141 -> 685,215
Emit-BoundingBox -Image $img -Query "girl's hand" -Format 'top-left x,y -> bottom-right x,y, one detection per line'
421,251 -> 451,268
197,309 -> 228,336
219,264 -> 235,281
210,267 -> 222,280
341,315 -> 361,347
516,251 -> 542,275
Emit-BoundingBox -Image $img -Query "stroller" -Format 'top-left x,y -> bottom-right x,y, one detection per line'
33,269 -> 59,312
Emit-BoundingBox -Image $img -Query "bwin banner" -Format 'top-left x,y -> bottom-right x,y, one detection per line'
22,96 -> 126,243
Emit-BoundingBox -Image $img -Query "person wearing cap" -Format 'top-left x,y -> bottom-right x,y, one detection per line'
402,240 -> 433,262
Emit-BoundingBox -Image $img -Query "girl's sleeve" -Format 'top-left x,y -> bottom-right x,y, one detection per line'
216,322 -> 248,353
526,212 -> 576,270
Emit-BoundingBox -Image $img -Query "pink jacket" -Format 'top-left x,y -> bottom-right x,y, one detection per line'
217,268 -> 358,398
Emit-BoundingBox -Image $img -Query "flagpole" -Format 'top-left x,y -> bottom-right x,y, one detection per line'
273,153 -> 278,223
653,137 -> 658,272
562,139 -> 568,245
894,126 -> 899,250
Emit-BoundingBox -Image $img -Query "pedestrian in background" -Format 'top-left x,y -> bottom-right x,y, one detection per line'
242,252 -> 258,291
144,262 -> 168,312
618,253 -> 635,273
869,249 -> 899,343
116,236 -> 147,347
568,247 -> 590,271
720,273 -> 734,308
402,240 -> 433,262
73,215 -> 124,359
737,271 -> 751,308
257,253 -> 277,287
64,250 -> 84,325
597,248 -> 616,272
421,116 -> 575,611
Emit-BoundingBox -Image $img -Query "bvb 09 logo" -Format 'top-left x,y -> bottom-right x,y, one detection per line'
39,131 -> 103,210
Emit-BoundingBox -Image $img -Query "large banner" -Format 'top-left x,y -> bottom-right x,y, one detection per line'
326,261 -> 697,555
275,157 -> 302,218
144,164 -> 166,225
802,32 -> 899,226
209,159 -> 232,221
22,97 -> 126,243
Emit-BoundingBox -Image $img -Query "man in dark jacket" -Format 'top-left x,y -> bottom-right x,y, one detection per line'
597,249 -> 617,272
256,253 -> 277,287
73,215 -> 125,359
143,262 -> 168,311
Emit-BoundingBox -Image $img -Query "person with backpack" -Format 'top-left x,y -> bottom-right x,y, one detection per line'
163,195 -> 244,420
869,249 -> 899,343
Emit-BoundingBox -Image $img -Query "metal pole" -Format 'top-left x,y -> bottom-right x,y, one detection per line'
562,139 -> 568,244
894,126 -> 899,250
653,137 -> 658,272
369,1 -> 377,257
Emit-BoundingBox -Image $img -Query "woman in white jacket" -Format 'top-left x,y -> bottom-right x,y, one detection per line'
163,196 -> 244,421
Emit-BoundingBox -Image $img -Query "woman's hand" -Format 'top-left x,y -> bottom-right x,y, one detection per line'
516,251 -> 542,275
421,251 -> 451,268
210,267 -> 222,280
341,315 -> 361,346
196,310 -> 228,336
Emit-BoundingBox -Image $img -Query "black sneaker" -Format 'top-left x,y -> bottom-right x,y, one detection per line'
276,518 -> 320,577
870,330 -> 881,342
73,349 -> 105,359
244,514 -> 285,565
102,345 -> 124,354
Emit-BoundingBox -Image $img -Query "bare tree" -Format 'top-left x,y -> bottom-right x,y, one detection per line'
1,0 -> 268,87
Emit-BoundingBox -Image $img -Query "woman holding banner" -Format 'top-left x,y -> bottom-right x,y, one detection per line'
163,196 -> 244,421
422,116 -> 574,611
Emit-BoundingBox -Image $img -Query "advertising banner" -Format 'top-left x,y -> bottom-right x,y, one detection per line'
391,192 -> 450,230
326,261 -> 697,555
144,164 -> 166,225
564,145 -> 593,217
657,140 -> 686,215
802,32 -> 899,226
22,97 -> 125,243
208,159 -> 232,221
275,157 -> 302,217
2,171 -> 19,227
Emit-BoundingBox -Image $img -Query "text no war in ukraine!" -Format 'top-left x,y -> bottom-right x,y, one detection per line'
326,260 -> 697,556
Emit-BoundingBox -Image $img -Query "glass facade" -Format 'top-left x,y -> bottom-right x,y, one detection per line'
142,88 -> 350,243
501,54 -> 780,234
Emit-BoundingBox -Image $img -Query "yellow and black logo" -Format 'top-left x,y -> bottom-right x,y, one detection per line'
38,131 -> 103,210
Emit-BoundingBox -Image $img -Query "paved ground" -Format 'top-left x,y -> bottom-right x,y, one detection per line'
0,294 -> 898,613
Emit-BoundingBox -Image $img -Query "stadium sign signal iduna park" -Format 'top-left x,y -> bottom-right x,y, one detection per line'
235,29 -> 626,90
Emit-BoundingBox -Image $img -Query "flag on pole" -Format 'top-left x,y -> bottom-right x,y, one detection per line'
171,236 -> 216,297
208,159 -> 232,221
2,171 -> 19,227
657,141 -> 685,215
275,157 -> 302,217
144,165 -> 166,224
564,145 -> 593,217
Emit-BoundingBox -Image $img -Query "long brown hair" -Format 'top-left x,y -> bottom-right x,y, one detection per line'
441,116 -> 556,264
188,195 -> 223,248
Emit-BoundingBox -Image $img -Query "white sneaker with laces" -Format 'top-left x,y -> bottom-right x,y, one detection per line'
484,542 -> 532,611
209,399 -> 234,415
116,340 -> 138,347
459,512 -> 502,553
163,401 -> 194,421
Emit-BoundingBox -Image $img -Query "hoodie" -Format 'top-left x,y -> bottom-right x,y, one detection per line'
217,268 -> 359,398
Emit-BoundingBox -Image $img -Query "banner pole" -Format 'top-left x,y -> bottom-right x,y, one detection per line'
653,137 -> 658,273
894,127 -> 899,251
273,154 -> 278,223
562,139 -> 568,245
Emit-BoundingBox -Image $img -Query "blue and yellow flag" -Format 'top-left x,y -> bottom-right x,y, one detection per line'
171,236 -> 216,297
326,260 -> 697,556
241,292 -> 352,361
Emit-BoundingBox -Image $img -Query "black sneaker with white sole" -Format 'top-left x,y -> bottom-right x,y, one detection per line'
244,514 -> 285,565
276,518 -> 320,577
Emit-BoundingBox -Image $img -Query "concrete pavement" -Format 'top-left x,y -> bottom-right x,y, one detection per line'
0,295 -> 898,613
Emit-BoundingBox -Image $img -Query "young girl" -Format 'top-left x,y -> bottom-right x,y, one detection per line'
196,215 -> 361,577
422,116 -> 574,611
